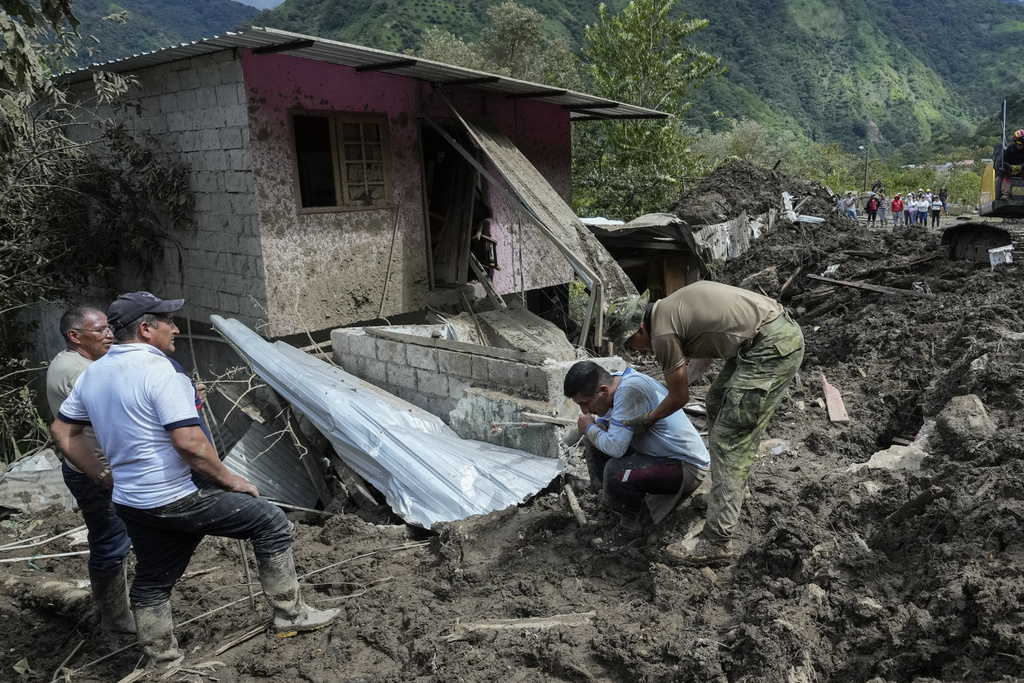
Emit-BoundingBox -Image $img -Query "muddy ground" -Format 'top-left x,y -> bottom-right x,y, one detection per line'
3,163 -> 1024,682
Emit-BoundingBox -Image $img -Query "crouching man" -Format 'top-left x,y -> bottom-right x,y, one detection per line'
51,292 -> 338,666
563,361 -> 709,544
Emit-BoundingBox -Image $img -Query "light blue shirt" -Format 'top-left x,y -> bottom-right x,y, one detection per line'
586,367 -> 709,470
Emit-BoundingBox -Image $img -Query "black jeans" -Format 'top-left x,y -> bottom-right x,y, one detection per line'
62,462 -> 132,572
586,444 -> 692,516
115,486 -> 291,607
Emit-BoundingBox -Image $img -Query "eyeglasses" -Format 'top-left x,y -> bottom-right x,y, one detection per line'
74,326 -> 112,334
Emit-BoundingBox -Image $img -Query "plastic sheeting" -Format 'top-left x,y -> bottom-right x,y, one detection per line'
211,316 -> 562,527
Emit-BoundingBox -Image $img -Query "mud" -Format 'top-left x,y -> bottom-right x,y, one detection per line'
3,162 -> 1024,682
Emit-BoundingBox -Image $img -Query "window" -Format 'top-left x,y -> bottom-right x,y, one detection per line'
292,113 -> 391,210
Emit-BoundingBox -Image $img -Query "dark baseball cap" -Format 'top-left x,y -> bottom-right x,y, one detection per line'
107,291 -> 184,330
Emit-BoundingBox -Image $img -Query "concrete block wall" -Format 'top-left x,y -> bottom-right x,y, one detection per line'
331,326 -> 556,417
69,51 -> 266,329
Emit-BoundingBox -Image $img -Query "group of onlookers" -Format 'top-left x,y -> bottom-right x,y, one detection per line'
839,185 -> 948,228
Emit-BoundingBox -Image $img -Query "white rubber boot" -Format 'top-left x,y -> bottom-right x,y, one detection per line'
257,549 -> 339,634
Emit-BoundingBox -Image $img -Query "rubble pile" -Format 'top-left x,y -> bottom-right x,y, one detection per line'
2,163 -> 1023,683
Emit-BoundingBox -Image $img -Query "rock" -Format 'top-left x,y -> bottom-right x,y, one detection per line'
846,441 -> 928,473
852,596 -> 886,619
759,439 -> 793,458
935,393 -> 996,449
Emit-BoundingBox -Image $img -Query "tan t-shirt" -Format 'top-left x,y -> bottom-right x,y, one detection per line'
46,349 -> 108,471
650,281 -> 783,373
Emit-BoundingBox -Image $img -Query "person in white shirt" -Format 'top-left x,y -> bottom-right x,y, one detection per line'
52,292 -> 338,667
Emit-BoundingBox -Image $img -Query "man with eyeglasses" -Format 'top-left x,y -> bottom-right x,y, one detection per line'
46,306 -> 135,633
51,291 -> 338,667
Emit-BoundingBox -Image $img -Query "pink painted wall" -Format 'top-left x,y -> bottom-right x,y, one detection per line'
243,52 -> 575,335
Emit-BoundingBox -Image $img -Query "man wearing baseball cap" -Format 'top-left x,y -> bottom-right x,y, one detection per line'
603,281 -> 804,564
52,292 -> 338,666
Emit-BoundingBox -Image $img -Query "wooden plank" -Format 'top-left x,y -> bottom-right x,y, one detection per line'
806,274 -> 937,299
779,265 -> 803,296
364,326 -> 548,365
445,612 -> 596,642
468,253 -> 507,310
521,412 -> 575,426
822,375 -> 849,423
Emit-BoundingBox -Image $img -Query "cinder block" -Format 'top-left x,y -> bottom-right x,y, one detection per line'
158,94 -> 177,114
179,70 -> 199,89
223,171 -> 250,194
448,378 -> 471,400
206,153 -> 229,173
376,339 -> 406,365
343,353 -> 368,379
406,345 -> 438,372
215,83 -> 239,107
471,355 -> 489,382
330,329 -> 351,359
195,87 -> 218,110
437,349 -> 472,378
416,369 -> 448,398
387,365 -> 417,390
525,366 -> 552,401
348,332 -> 376,359
226,149 -> 250,171
427,396 -> 457,420
488,359 -> 528,391
362,359 -> 387,384
407,392 -> 430,412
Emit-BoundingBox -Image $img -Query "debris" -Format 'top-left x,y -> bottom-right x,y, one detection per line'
935,394 -> 996,449
779,265 -> 803,296
884,486 -> 953,525
821,375 -> 849,423
563,485 -> 588,527
444,611 -> 596,642
520,412 -> 576,426
989,244 -> 1013,270
214,625 -> 266,655
212,316 -> 562,527
807,274 -> 938,300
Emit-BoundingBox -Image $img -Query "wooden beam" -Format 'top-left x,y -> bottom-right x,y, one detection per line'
806,274 -> 937,299
355,59 -> 417,73
468,254 -> 507,311
779,265 -> 802,296
253,39 -> 315,55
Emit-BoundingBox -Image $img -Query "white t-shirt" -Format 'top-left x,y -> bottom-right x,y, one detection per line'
59,343 -> 202,509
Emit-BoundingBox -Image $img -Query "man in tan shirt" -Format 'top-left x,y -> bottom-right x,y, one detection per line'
604,281 -> 804,563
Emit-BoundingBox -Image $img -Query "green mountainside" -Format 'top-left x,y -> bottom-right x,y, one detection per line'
253,0 -> 1024,151
69,0 -> 257,65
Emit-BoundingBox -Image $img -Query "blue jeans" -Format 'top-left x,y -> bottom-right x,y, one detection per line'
62,462 -> 131,572
115,486 -> 291,607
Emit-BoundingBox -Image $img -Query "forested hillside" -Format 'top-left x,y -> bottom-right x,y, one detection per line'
254,0 -> 1024,151
70,0 -> 257,65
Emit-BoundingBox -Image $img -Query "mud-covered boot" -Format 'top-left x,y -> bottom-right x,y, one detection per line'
90,563 -> 136,634
257,549 -> 339,635
133,601 -> 183,667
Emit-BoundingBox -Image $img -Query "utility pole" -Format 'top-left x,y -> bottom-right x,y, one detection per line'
859,145 -> 869,191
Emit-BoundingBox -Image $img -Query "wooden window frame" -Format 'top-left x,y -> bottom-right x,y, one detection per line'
290,110 -> 394,214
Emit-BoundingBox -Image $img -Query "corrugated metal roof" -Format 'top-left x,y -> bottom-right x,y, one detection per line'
210,315 -> 562,528
56,26 -> 666,122
224,420 -> 319,509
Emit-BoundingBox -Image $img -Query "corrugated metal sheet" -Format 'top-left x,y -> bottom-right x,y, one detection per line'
211,316 -> 562,528
224,420 -> 319,509
55,27 -> 665,122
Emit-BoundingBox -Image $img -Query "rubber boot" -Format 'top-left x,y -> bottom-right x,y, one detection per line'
257,549 -> 339,634
133,601 -> 183,667
89,563 -> 136,634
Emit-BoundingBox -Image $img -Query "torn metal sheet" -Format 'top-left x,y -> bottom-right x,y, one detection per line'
211,316 -> 562,527
224,421 -> 319,509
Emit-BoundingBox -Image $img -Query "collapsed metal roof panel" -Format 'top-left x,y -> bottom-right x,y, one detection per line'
57,27 -> 666,122
211,316 -> 562,527
224,420 -> 319,510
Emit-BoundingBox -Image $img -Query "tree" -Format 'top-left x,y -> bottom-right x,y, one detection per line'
412,2 -> 579,89
572,0 -> 720,220
0,0 -> 77,93
1,4 -> 195,462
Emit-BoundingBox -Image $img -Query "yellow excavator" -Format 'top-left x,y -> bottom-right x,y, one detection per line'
979,104 -> 1024,217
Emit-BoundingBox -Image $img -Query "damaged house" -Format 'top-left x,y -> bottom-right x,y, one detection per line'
34,28 -> 667,520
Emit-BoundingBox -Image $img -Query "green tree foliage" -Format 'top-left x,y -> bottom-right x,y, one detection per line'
412,1 -> 578,87
0,0 -> 77,92
572,0 -> 720,220
1,2 -> 196,462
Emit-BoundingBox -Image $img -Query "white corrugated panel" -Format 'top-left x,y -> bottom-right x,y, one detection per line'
211,316 -> 561,527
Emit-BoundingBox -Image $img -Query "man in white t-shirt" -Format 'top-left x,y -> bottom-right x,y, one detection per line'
46,306 -> 134,633
51,292 -> 338,666
564,361 -> 709,548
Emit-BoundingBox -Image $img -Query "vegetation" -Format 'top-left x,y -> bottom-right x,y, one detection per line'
1,1 -> 195,463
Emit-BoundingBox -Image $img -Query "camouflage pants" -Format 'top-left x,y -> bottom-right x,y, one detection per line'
703,311 -> 804,543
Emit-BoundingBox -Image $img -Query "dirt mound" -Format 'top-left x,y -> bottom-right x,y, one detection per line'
672,159 -> 835,226
4,164 -> 1024,682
